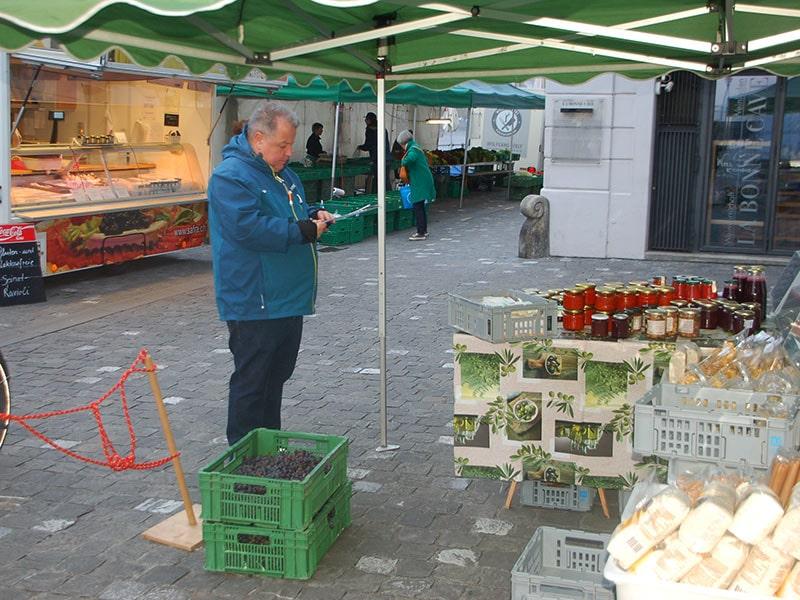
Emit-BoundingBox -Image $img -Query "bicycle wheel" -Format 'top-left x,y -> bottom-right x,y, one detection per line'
0,351 -> 9,450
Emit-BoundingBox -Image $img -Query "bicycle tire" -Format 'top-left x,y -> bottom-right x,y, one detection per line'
0,351 -> 9,450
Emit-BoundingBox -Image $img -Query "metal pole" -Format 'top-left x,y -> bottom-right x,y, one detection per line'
459,107 -> 472,209
376,75 -> 398,453
412,106 -> 417,131
328,101 -> 340,204
507,130 -> 514,201
0,52 -> 10,225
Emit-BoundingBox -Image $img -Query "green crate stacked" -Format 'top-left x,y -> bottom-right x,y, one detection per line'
506,173 -> 543,202
318,214 -> 365,246
199,429 -> 350,580
395,209 -> 415,230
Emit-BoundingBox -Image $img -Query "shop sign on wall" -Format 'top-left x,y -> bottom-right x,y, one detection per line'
0,223 -> 46,306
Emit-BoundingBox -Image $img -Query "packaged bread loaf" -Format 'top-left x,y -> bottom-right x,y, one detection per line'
638,532 -> 702,581
774,483 -> 800,560
779,561 -> 800,599
679,480 -> 736,554
729,536 -> 795,595
729,483 -> 784,545
682,534 -> 749,589
608,487 -> 691,569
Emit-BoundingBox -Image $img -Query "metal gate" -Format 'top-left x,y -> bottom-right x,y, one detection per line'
648,72 -> 707,251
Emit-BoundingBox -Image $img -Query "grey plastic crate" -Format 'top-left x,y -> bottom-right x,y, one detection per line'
633,383 -> 800,469
511,526 -> 613,600
447,290 -> 558,343
520,480 -> 596,512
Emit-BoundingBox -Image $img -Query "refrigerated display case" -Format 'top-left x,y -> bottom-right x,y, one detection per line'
3,51 -> 214,274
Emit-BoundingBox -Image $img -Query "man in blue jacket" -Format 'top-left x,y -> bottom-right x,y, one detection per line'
208,101 -> 333,445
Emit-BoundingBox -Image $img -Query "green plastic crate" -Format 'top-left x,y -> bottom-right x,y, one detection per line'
319,216 -> 365,246
395,209 -> 414,230
203,482 -> 351,580
199,429 -> 348,530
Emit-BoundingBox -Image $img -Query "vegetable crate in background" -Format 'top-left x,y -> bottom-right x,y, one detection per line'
203,482 -> 352,580
199,429 -> 349,530
511,526 -> 613,600
520,480 -> 596,512
633,383 -> 800,471
395,209 -> 414,231
318,215 -> 365,246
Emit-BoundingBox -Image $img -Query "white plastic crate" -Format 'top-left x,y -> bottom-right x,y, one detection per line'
605,483 -> 779,600
633,383 -> 800,469
520,480 -> 596,512
511,526 -> 614,600
447,290 -> 558,343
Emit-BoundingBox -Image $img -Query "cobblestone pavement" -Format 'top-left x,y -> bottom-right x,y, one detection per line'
0,191 -> 786,600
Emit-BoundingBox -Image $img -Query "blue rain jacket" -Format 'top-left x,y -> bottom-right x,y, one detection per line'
208,129 -> 319,321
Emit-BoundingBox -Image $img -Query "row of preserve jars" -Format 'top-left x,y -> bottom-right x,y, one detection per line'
561,298 -> 761,339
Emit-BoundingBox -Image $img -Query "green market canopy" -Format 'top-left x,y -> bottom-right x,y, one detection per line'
218,78 -> 545,109
2,1 -> 800,90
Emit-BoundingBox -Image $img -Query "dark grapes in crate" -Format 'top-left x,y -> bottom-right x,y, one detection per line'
233,450 -> 326,493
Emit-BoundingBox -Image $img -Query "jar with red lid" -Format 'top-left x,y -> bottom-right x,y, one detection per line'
575,283 -> 596,307
639,288 -> 659,308
563,309 -> 585,331
658,287 -> 676,306
611,313 -> 630,339
595,289 -> 616,313
591,313 -> 609,338
563,288 -> 585,311
627,307 -> 643,333
584,306 -> 594,327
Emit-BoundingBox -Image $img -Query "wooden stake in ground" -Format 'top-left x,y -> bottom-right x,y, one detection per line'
598,488 -> 610,519
504,480 -> 518,509
141,352 -> 203,551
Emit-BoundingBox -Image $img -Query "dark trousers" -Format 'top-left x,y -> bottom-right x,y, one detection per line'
226,316 -> 303,445
413,201 -> 427,235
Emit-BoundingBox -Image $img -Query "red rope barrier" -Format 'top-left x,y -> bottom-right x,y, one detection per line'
0,349 -> 178,471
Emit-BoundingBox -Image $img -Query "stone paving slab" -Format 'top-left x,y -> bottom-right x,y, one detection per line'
0,191 -> 786,599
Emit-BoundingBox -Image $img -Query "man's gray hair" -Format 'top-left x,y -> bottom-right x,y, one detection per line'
247,101 -> 300,138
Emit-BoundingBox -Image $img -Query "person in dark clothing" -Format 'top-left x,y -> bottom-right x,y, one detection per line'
305,122 -> 325,163
357,112 -> 391,192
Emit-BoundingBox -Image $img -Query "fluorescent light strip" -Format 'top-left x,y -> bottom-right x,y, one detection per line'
744,48 -> 800,68
310,0 -> 379,6
526,16 -> 712,53
425,118 -> 452,124
450,29 -> 709,72
0,0 -> 238,35
418,3 -> 472,15
392,43 -> 530,72
615,7 -> 710,30
749,28 -> 800,52
269,12 -> 471,61
737,4 -> 800,18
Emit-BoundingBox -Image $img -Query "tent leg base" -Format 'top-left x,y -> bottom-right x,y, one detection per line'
375,444 -> 400,453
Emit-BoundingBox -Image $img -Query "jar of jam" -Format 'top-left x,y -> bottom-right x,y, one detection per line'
627,307 -> 643,333
584,305 -> 594,327
591,313 -> 609,338
733,265 -> 749,302
673,276 -> 687,299
722,280 -> 738,300
658,286 -> 676,306
611,313 -> 630,339
677,308 -> 701,338
741,302 -> 761,332
595,288 -> 616,313
617,289 -> 637,311
639,288 -> 659,308
695,301 -> 718,330
575,283 -> 596,307
562,309 -> 584,331
653,275 -> 667,286
742,266 -> 768,313
645,309 -> 667,340
717,303 -> 735,332
605,281 -> 625,290
734,309 -> 756,336
699,279 -> 714,300
670,299 -> 689,309
684,279 -> 700,301
563,288 -> 585,311
662,306 -> 679,337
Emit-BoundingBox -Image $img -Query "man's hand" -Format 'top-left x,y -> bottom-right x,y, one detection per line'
313,219 -> 330,238
316,209 -> 335,224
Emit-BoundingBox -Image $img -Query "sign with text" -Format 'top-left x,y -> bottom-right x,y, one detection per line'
0,223 -> 46,306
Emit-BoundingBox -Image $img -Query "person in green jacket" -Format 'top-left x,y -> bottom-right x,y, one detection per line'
397,129 -> 435,240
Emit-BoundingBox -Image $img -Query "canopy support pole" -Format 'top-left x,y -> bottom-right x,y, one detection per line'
329,101 -> 340,203
507,131 -> 514,200
375,73 -> 398,454
459,107 -> 472,209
